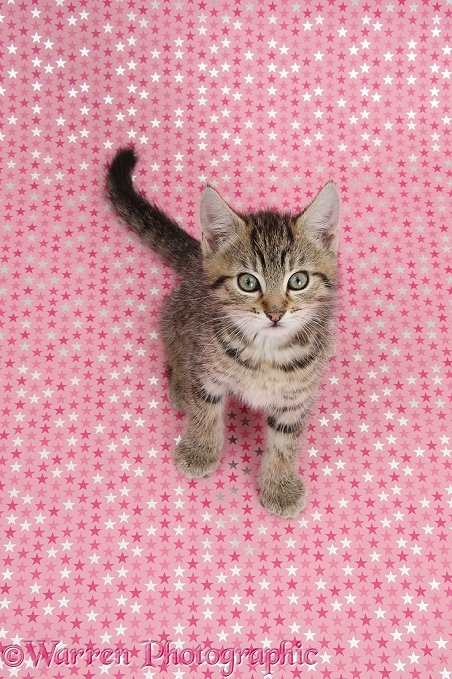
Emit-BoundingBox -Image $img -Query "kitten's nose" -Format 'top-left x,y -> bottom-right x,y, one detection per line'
266,310 -> 285,324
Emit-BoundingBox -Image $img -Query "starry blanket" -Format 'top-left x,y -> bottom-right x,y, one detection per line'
1,1 -> 451,678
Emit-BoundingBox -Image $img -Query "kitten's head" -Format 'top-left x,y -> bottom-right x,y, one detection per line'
200,183 -> 339,343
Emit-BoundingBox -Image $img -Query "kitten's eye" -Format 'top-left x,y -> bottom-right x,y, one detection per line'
237,273 -> 260,292
288,271 -> 309,291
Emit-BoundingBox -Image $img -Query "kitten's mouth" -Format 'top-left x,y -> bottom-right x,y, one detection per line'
264,321 -> 287,332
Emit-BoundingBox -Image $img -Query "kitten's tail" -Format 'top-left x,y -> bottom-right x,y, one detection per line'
106,147 -> 201,274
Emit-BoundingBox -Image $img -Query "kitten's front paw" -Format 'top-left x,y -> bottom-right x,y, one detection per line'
175,437 -> 221,478
259,473 -> 307,519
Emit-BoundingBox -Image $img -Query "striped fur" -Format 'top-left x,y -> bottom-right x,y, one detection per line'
106,148 -> 340,518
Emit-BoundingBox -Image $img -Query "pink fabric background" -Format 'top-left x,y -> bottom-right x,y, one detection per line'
1,1 -> 451,677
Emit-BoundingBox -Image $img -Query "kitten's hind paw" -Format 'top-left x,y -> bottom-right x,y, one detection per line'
175,437 -> 221,478
259,474 -> 307,519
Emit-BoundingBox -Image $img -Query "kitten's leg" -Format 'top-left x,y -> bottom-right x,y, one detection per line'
167,364 -> 188,413
175,376 -> 225,478
259,408 -> 308,519
161,291 -> 190,413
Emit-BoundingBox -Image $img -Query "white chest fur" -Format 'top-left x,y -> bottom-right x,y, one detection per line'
222,358 -> 320,411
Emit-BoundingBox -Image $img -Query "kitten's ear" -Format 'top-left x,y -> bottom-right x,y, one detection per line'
296,182 -> 340,252
200,187 -> 242,253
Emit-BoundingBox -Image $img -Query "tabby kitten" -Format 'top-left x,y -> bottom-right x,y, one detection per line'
106,148 -> 339,518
